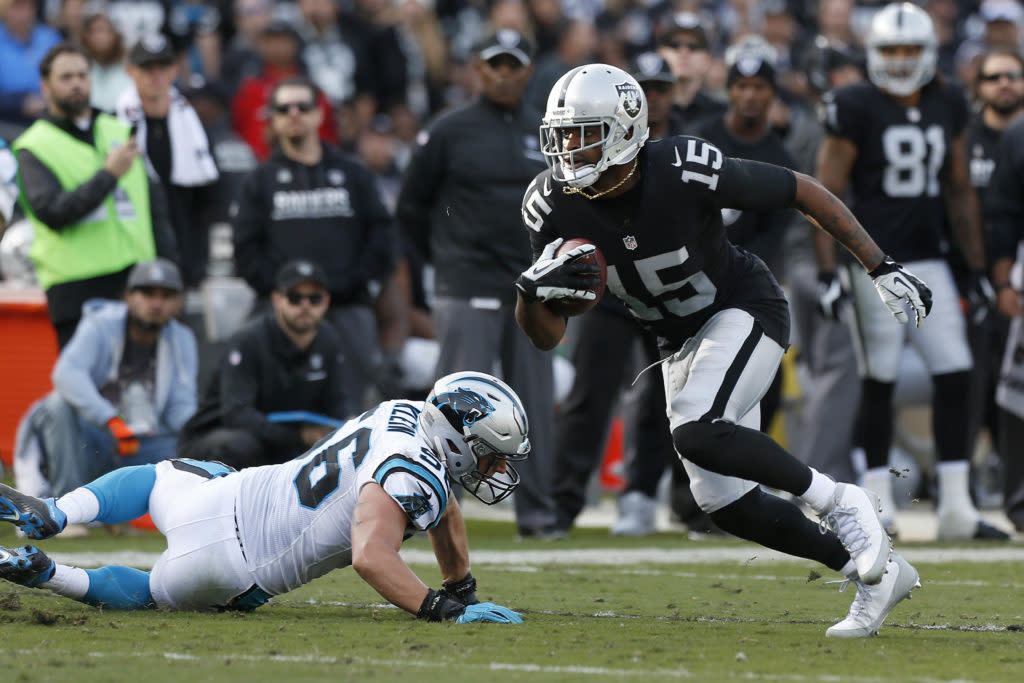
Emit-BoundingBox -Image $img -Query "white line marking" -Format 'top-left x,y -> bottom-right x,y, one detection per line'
48,546 -> 1024,570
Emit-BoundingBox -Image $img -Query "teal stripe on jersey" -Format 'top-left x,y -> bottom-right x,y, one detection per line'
373,458 -> 447,528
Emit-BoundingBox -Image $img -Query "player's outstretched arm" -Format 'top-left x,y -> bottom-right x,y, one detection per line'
427,496 -> 470,586
792,171 -> 884,272
515,295 -> 567,351
351,484 -> 522,623
351,483 -> 432,614
793,171 -> 933,326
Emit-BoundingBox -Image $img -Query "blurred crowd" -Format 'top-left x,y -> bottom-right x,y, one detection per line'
0,1 -> 1018,185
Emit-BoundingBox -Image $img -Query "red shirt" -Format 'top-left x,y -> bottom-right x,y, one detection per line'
231,64 -> 339,160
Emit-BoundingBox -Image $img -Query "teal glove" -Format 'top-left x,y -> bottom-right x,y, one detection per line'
454,602 -> 522,624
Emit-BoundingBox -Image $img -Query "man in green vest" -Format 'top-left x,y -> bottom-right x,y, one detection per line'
14,42 -> 177,348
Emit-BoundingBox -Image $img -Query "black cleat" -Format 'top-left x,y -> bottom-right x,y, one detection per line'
0,483 -> 67,540
0,545 -> 55,587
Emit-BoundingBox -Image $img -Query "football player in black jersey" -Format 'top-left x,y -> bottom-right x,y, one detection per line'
515,63 -> 927,638
814,2 -> 1007,541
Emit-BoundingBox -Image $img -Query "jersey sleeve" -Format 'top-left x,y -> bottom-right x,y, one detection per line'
521,172 -> 561,259
372,454 -> 449,530
672,136 -> 797,212
819,86 -> 865,146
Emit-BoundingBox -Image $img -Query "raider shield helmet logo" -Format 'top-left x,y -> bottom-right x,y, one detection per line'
615,82 -> 642,118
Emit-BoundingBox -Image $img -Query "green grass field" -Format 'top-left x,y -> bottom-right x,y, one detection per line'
1,520 -> 1022,682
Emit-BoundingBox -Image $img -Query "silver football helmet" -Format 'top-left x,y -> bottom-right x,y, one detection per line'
540,63 -> 650,188
419,372 -> 530,505
865,2 -> 937,97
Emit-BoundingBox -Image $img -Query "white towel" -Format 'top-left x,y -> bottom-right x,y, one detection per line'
115,85 -> 220,187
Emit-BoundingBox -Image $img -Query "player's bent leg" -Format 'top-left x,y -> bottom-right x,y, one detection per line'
1,547 -> 155,610
81,566 -> 155,609
708,488 -> 851,572
827,551 -> 920,638
82,464 -> 158,525
0,483 -> 67,539
149,471 -> 258,610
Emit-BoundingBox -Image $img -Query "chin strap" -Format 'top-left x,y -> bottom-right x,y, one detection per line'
562,158 -> 639,200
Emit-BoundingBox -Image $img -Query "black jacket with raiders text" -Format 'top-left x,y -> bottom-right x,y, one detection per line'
522,136 -> 794,352
233,144 -> 397,304
397,96 -> 547,302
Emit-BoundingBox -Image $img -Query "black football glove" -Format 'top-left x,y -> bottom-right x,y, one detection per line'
816,271 -> 845,321
965,270 -> 996,325
868,256 -> 933,327
515,238 -> 601,303
439,572 -> 478,605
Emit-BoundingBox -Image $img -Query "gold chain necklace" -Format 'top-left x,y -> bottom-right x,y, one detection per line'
563,159 -> 639,200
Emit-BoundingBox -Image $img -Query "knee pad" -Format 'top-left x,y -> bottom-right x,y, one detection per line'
672,420 -> 736,471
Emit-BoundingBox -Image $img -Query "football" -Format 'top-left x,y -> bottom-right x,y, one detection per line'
545,238 -> 607,318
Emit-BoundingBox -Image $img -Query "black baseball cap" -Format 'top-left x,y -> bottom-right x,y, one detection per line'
129,33 -> 176,66
127,258 -> 184,292
630,51 -> 675,85
659,12 -> 709,50
476,29 -> 534,66
276,259 -> 329,291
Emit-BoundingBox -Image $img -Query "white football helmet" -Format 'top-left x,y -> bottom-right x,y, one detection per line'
540,63 -> 650,188
419,372 -> 530,505
865,2 -> 937,97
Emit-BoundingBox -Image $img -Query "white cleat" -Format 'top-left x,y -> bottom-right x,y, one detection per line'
610,491 -> 657,537
826,551 -> 920,638
819,483 -> 891,585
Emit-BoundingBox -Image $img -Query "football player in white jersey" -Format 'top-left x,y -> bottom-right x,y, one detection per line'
0,372 -> 525,624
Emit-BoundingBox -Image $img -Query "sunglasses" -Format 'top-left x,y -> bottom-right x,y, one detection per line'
285,291 -> 325,305
664,40 -> 706,52
273,101 -> 316,114
978,70 -> 1024,83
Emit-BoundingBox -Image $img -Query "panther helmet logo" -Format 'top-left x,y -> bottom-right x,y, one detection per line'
615,82 -> 642,118
432,388 -> 495,427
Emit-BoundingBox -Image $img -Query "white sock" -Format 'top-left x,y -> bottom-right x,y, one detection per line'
39,564 -> 90,600
800,469 -> 838,515
861,467 -> 895,514
936,460 -> 977,515
56,488 -> 100,525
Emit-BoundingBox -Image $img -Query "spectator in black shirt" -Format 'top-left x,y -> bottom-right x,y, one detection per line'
656,13 -> 727,135
117,34 -> 220,288
233,76 -> 397,409
177,259 -> 350,468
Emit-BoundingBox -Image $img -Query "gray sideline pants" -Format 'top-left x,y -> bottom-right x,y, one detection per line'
432,296 -> 556,531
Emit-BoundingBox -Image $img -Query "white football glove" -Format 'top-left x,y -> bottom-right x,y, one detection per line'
869,256 -> 933,327
515,237 -> 600,303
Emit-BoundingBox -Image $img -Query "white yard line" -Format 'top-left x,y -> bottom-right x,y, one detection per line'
48,546 -> 1024,570
0,648 -> 947,682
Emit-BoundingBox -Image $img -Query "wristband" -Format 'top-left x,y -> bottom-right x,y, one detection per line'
995,282 -> 1014,292
440,572 -> 478,605
416,589 -> 466,622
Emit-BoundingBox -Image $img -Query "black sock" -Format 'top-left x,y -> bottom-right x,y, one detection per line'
932,371 -> 971,463
854,379 -> 895,469
672,420 -> 812,496
710,488 -> 850,572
